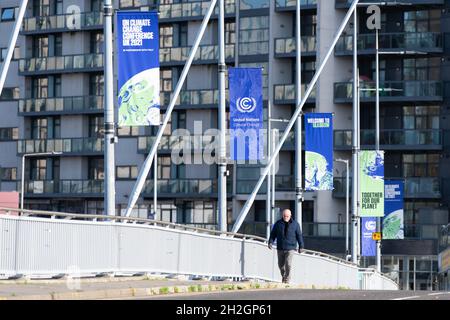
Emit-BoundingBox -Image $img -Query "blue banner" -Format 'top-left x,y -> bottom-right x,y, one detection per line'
229,67 -> 264,161
361,217 -> 377,257
117,11 -> 160,126
304,113 -> 333,191
383,180 -> 404,240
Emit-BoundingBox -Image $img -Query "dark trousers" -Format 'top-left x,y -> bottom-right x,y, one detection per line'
277,250 -> 295,283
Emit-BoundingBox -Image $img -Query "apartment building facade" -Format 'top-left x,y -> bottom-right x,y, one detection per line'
0,0 -> 449,290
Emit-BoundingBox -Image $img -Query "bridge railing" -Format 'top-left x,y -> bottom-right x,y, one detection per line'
0,207 -> 398,290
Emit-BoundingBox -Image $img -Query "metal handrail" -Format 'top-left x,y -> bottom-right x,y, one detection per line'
0,206 -> 265,242
0,207 -> 358,267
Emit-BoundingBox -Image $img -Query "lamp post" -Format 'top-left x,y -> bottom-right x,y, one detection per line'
335,159 -> 350,260
20,151 -> 62,211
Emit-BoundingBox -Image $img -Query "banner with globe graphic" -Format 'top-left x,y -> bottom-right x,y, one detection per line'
359,150 -> 385,217
229,67 -> 263,161
117,11 -> 160,126
361,217 -> 377,257
304,113 -> 333,191
383,180 -> 404,240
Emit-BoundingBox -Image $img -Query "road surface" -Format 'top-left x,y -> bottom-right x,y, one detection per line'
139,288 -> 450,300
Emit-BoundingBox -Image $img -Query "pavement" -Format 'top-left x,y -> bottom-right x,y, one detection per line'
1,275 -> 448,300
0,275 -> 288,300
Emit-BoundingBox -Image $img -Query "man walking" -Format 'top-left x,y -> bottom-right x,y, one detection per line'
268,209 -> 304,284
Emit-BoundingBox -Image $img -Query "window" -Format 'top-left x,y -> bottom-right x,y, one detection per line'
403,106 -> 440,130
160,26 -> 173,48
119,0 -> 157,9
88,158 -> 104,180
32,77 -> 49,98
29,158 -> 47,180
0,47 -> 20,62
0,167 -> 17,181
32,36 -> 49,58
89,116 -> 104,138
89,74 -> 104,96
0,87 -> 19,100
31,117 -> 60,139
116,166 -> 138,180
33,0 -> 50,16
1,8 -> 16,22
161,69 -> 173,92
55,35 -> 62,56
91,0 -> 103,11
28,157 -> 59,181
182,201 -> 216,225
404,10 -> 441,33
240,0 -> 269,9
225,21 -> 236,45
117,126 -> 139,137
87,200 -> 104,215
0,128 -> 18,141
90,32 -> 104,54
403,58 -> 440,81
402,154 -> 440,178
239,16 -> 269,55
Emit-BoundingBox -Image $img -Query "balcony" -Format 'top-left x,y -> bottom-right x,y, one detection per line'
334,81 -> 443,103
336,0 -> 444,9
138,135 -> 217,154
334,129 -> 443,151
143,179 -> 232,197
21,11 -> 102,34
274,84 -> 316,105
160,89 -> 229,109
23,180 -> 104,197
236,176 -> 294,194
336,32 -> 443,56
19,96 -> 103,116
18,138 -> 103,155
333,177 -> 442,199
275,0 -> 318,11
19,54 -> 103,75
274,37 -> 316,58
160,44 -> 234,66
159,0 -> 235,21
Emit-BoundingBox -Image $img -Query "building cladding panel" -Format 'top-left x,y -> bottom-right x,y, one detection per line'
0,0 -> 448,266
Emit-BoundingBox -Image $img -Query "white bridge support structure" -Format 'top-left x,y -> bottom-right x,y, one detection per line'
0,209 -> 398,291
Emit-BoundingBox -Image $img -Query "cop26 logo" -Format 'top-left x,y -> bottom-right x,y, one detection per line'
365,220 -> 376,231
236,97 -> 257,113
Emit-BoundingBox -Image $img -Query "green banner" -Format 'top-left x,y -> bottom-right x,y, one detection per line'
359,150 -> 384,217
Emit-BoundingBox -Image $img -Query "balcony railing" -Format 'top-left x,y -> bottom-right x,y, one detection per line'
336,32 -> 443,54
160,89 -> 227,108
19,96 -> 103,115
22,11 -> 103,34
274,84 -> 316,104
160,44 -> 234,65
19,53 -> 103,74
335,0 -> 444,8
144,179 -> 226,195
23,180 -> 104,195
334,129 -> 443,150
333,177 -> 441,199
138,135 -> 217,153
275,37 -> 316,57
334,81 -> 443,102
159,0 -> 235,20
275,0 -> 318,10
18,137 -> 103,155
236,176 -> 294,194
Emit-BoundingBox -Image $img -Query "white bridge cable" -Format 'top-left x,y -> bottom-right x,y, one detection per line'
231,0 -> 361,233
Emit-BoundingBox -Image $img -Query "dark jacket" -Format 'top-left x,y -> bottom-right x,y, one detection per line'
269,218 -> 304,251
